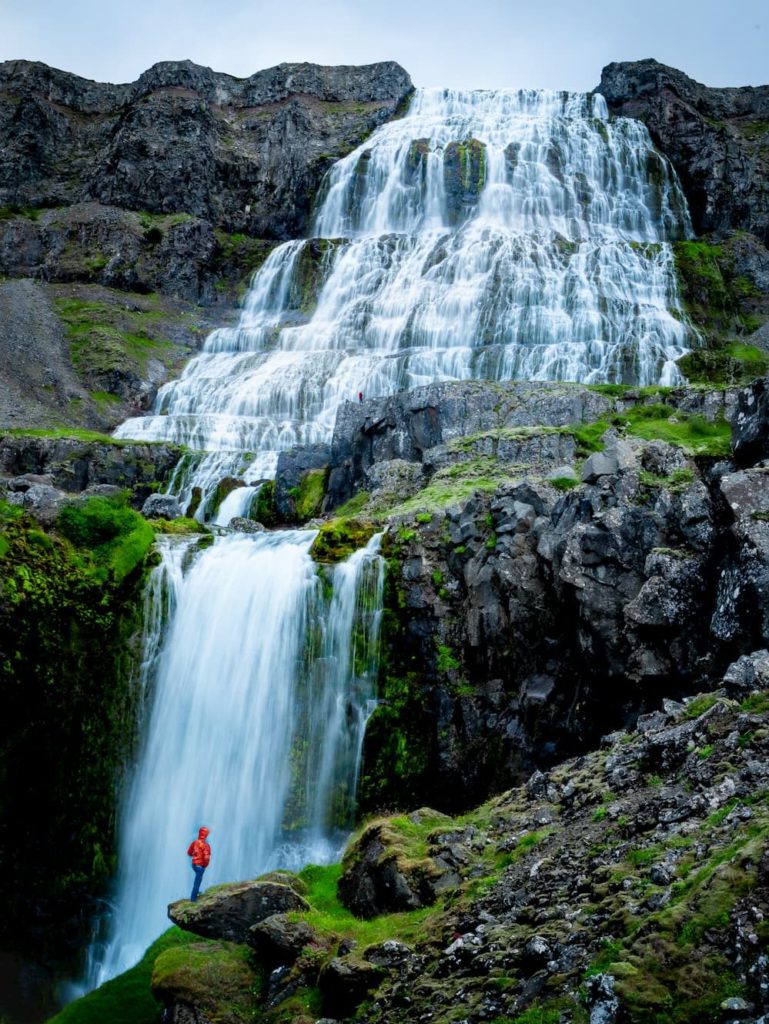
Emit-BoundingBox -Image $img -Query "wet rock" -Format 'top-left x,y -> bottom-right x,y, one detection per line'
168,879 -> 309,943
229,517 -> 266,533
598,60 -> 769,242
142,493 -> 184,519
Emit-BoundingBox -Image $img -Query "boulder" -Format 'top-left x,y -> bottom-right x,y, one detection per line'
142,493 -> 184,519
338,812 -> 449,918
723,650 -> 769,696
5,483 -> 67,526
168,879 -> 309,943
318,956 -> 385,1018
228,517 -> 265,533
247,913 -> 317,965
151,940 -> 259,1024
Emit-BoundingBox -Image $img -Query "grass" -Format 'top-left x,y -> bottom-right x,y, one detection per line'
47,928 -> 203,1024
5,427 -> 135,445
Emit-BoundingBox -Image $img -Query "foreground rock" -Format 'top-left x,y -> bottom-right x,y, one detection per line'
168,878 -> 309,943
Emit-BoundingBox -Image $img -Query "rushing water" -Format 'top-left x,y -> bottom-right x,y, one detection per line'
82,531 -> 384,989
115,86 -> 694,514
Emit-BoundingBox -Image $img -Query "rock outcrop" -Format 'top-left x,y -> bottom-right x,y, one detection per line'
0,58 -> 412,242
168,878 -> 310,944
598,59 -> 769,243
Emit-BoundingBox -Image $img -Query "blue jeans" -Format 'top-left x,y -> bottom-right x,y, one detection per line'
191,864 -> 206,901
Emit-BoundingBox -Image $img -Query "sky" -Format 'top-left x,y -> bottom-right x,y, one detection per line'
0,0 -> 766,92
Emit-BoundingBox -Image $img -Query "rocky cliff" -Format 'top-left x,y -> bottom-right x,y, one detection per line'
598,59 -> 769,244
0,58 -> 413,239
0,58 -> 412,431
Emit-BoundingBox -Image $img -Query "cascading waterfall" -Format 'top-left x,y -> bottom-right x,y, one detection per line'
82,81 -> 700,995
115,86 -> 695,515
83,530 -> 384,988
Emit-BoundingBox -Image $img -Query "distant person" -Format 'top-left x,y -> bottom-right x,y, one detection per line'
187,826 -> 211,902
358,391 -> 364,403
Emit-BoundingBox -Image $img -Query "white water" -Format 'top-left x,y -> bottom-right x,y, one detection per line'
83,530 -> 383,988
115,86 -> 695,514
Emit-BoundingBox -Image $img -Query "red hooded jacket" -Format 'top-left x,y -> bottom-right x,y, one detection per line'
187,827 -> 211,867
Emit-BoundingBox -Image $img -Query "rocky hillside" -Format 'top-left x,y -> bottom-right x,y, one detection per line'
54,673 -> 769,1024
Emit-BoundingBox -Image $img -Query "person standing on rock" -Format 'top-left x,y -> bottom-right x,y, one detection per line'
187,826 -> 211,901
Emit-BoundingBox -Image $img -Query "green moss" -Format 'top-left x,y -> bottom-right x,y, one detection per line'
310,517 -> 377,563
683,693 -> 719,719
332,491 -> 371,517
678,342 -> 769,386
53,295 -> 182,400
638,467 -> 695,492
295,467 -> 328,522
152,517 -> 209,536
152,940 -> 262,1021
549,476 -> 580,491
5,427 -> 138,445
0,501 -> 150,957
436,642 -> 460,674
251,480 -> 277,526
47,929 -> 203,1024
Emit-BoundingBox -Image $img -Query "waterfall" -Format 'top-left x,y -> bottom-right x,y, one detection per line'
83,530 -> 384,989
114,86 -> 695,514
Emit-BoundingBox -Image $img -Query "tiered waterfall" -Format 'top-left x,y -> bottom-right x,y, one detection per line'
85,85 -> 697,990
116,86 -> 694,515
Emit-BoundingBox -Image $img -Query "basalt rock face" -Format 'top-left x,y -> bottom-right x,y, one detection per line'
358,379 -> 769,814
0,58 -> 413,240
597,59 -> 769,244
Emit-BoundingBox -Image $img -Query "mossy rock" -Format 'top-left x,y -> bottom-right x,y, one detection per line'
151,941 -> 263,1024
678,343 -> 769,386
338,809 -> 451,917
310,517 -> 377,563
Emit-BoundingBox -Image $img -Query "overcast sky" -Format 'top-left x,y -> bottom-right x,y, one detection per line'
0,0 -> 766,91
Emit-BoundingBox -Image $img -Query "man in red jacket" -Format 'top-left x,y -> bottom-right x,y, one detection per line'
187,826 -> 211,902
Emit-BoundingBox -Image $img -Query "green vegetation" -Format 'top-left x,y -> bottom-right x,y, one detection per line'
56,493 -> 155,585
251,480 -> 277,526
310,517 -> 377,563
549,475 -> 579,491
683,693 -> 719,719
333,491 -> 372,518
574,405 -> 732,459
677,342 -> 769,386
48,929 -> 204,1024
54,295 -> 179,402
6,426 -> 136,444
638,467 -> 696,492
0,499 -> 152,957
294,468 -> 328,522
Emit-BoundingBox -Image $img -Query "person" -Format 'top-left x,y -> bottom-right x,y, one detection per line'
358,391 -> 363,403
187,826 -> 211,901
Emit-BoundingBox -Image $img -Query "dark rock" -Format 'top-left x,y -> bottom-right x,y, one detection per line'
318,956 -> 385,1018
229,517 -> 266,533
338,814 -> 449,917
0,58 -> 413,241
142,493 -> 184,519
0,433 -> 182,503
5,483 -> 67,526
168,879 -> 309,943
273,442 -> 330,522
733,379 -> 769,467
585,972 -> 620,1024
723,651 -> 769,696
247,913 -> 317,965
597,59 -> 769,242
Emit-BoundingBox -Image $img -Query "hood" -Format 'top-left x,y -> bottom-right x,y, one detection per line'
198,827 -> 210,840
